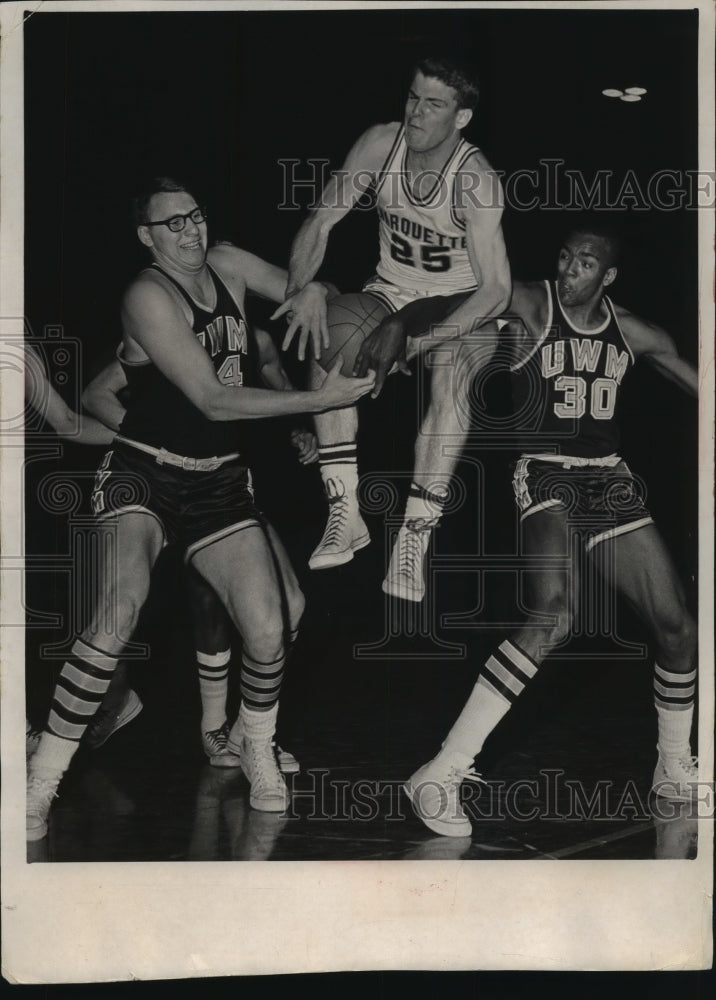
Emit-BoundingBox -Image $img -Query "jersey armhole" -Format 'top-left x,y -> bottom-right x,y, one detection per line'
510,280 -> 552,372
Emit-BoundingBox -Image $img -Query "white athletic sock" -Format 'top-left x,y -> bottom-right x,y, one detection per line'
197,648 -> 230,732
231,702 -> 279,743
656,705 -> 694,760
319,456 -> 359,505
30,731 -> 77,776
443,640 -> 540,758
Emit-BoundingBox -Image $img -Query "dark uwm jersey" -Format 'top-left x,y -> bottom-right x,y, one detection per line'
117,263 -> 260,458
509,281 -> 635,458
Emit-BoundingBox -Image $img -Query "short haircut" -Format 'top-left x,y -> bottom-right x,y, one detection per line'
132,176 -> 193,227
565,215 -> 622,267
413,55 -> 480,111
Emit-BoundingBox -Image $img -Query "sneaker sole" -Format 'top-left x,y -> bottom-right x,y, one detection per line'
207,752 -> 242,769
87,692 -> 143,748
248,793 -> 290,813
309,533 -> 371,570
403,781 -> 472,838
382,579 -> 425,603
651,781 -> 698,802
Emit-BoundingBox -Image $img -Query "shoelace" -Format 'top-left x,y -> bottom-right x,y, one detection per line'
396,518 -> 436,577
320,494 -> 350,547
244,739 -> 283,791
445,765 -> 485,790
27,774 -> 59,810
204,724 -> 230,752
671,755 -> 698,777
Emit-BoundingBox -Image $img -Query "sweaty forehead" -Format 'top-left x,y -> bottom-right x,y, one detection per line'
410,71 -> 458,105
563,233 -> 609,260
147,190 -> 195,220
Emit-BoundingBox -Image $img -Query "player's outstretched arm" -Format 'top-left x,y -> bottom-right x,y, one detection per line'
617,307 -> 698,396
122,278 -> 375,421
81,357 -> 128,432
24,346 -> 116,445
279,124 -> 397,359
210,243 -> 337,365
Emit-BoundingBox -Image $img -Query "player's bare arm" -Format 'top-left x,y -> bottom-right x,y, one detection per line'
422,154 -> 511,343
616,306 -> 698,397
209,243 -> 335,365
81,357 -> 128,432
25,346 -> 116,446
281,124 -> 399,359
122,275 -> 375,421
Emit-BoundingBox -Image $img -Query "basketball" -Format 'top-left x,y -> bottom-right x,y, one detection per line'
318,293 -> 387,372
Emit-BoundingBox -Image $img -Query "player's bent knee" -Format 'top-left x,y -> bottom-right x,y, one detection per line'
241,617 -> 286,665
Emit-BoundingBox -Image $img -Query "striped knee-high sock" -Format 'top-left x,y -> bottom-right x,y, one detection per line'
654,663 -> 696,760
32,638 -> 119,775
239,650 -> 285,713
443,639 -> 539,759
197,648 -> 231,733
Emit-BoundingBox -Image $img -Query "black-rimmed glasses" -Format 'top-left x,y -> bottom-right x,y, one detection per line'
143,207 -> 207,232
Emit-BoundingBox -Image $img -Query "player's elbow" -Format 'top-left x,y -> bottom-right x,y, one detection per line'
196,387 -> 225,421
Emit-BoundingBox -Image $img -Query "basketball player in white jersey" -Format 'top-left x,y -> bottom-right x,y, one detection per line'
376,222 -> 699,836
277,56 -> 511,601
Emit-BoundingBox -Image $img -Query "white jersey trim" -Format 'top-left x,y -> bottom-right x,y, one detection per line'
510,280 -> 554,372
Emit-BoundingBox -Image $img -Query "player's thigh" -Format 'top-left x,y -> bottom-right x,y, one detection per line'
86,511 -> 164,640
318,293 -> 390,373
190,523 -> 286,642
590,522 -> 688,629
519,506 -> 575,616
183,563 -> 233,653
260,522 -> 304,621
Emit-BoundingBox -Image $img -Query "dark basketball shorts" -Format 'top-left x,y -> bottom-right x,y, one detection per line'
90,442 -> 262,564
512,455 -> 653,552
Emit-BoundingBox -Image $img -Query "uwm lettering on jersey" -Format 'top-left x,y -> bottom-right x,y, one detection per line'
541,337 -> 631,422
197,314 -> 248,387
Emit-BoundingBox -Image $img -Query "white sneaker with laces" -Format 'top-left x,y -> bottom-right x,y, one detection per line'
26,771 -> 61,841
404,752 -> 483,838
309,476 -> 370,570
651,751 -> 699,801
240,734 -> 290,812
382,517 -> 437,602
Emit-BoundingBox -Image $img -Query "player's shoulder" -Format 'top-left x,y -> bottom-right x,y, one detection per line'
351,122 -> 401,160
510,280 -> 548,314
123,267 -> 172,310
609,300 -> 668,351
455,143 -> 498,177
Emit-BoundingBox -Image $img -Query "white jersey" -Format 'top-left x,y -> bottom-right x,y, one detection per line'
373,125 -> 481,295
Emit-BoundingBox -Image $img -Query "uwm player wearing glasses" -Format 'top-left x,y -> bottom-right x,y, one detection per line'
381,222 -> 699,837
279,55 -> 511,601
26,177 -> 375,841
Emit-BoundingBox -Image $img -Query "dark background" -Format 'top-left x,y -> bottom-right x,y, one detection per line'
23,5 -> 700,834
